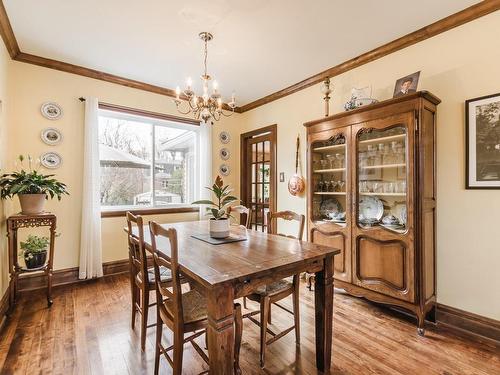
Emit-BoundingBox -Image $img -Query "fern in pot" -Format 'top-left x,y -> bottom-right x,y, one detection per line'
0,155 -> 69,214
192,176 -> 239,238
20,235 -> 50,269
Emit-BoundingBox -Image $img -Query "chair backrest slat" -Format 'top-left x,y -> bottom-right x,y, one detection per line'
126,212 -> 149,281
149,221 -> 184,325
228,205 -> 252,229
267,210 -> 305,240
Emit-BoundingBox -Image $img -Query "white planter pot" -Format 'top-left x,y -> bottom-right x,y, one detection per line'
209,218 -> 230,239
18,194 -> 46,215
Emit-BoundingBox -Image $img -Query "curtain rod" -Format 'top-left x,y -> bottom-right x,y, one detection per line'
78,98 -> 200,126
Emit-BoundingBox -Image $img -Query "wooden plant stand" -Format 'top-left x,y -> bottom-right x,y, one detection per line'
7,212 -> 57,311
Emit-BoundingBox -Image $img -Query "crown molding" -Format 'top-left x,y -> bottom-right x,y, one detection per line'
0,0 -> 19,58
1,0 -> 499,113
238,0 -> 500,113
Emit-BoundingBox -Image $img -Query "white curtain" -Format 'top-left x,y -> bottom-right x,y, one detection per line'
79,97 -> 103,279
198,121 -> 212,219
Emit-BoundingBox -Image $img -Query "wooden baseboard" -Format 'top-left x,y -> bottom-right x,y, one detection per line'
436,303 -> 500,345
17,259 -> 130,292
0,287 -> 9,331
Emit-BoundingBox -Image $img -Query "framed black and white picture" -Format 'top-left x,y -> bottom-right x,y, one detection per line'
466,92 -> 500,189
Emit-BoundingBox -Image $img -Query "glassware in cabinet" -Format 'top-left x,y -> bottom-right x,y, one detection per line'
311,134 -> 348,226
356,126 -> 408,233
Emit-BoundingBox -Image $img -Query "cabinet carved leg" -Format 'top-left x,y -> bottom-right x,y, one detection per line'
416,309 -> 425,336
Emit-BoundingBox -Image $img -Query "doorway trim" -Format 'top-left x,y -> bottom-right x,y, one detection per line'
240,124 -> 277,230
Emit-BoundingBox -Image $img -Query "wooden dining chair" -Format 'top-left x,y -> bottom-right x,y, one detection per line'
245,210 -> 305,367
228,205 -> 252,229
149,221 -> 243,375
126,212 -> 175,351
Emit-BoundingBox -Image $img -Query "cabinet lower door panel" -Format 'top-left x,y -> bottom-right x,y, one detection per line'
354,236 -> 414,302
311,227 -> 351,282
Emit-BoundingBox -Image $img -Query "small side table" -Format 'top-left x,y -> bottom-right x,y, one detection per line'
7,212 -> 57,310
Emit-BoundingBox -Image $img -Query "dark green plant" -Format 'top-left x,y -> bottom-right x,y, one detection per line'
192,175 -> 239,219
20,235 -> 50,260
0,155 -> 69,200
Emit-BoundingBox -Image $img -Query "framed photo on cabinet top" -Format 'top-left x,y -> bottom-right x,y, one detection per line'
466,92 -> 500,189
393,71 -> 420,98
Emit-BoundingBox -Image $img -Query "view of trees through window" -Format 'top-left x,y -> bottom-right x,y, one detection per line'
98,111 -> 198,209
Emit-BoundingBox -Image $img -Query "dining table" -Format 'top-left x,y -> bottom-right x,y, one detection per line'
131,220 -> 340,374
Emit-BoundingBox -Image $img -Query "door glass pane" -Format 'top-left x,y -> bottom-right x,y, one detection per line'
257,142 -> 264,163
311,133 -> 347,227
256,163 -> 263,183
357,126 -> 407,233
263,163 -> 270,182
263,183 -> 270,203
252,143 -> 257,163
263,141 -> 271,162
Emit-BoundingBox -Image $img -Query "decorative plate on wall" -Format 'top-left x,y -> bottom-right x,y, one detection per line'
219,131 -> 230,144
219,164 -> 230,176
220,148 -> 230,160
40,152 -> 62,169
40,102 -> 63,120
41,128 -> 63,145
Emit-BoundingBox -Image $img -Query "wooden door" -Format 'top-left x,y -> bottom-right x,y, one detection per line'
351,112 -> 416,302
307,126 -> 351,282
240,125 -> 277,232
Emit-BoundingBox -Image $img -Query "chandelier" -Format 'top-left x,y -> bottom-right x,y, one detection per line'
174,32 -> 236,123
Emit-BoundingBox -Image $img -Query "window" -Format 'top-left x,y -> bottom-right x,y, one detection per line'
98,109 -> 199,211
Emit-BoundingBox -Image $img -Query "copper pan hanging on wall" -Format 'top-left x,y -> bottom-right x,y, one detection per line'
288,134 -> 305,196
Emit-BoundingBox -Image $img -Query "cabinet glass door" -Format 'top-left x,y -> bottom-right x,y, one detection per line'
356,126 -> 407,232
311,134 -> 348,227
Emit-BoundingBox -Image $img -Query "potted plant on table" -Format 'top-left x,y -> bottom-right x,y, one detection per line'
0,155 -> 69,214
20,235 -> 50,269
192,175 -> 240,238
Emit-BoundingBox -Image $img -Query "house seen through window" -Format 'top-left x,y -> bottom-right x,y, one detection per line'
98,109 -> 199,210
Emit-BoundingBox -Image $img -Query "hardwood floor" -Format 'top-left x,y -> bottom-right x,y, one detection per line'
0,274 -> 498,375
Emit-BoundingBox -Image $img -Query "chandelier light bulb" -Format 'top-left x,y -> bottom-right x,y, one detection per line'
175,86 -> 180,100
213,80 -> 218,92
186,77 -> 192,90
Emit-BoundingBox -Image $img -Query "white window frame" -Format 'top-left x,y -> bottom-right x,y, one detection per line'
98,108 -> 200,213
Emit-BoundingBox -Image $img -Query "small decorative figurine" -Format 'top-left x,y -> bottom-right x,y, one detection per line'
321,77 -> 332,117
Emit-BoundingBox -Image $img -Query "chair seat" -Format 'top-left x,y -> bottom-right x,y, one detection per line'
147,266 -> 172,283
136,266 -> 173,286
251,279 -> 293,297
165,289 -> 208,324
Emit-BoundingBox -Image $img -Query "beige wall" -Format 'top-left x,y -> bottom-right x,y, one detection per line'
237,12 -> 500,320
5,61 -> 240,273
0,42 -> 11,296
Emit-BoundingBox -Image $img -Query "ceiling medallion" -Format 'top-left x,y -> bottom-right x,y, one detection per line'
174,32 -> 236,123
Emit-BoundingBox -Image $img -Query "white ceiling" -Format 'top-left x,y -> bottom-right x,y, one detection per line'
5,0 -> 480,105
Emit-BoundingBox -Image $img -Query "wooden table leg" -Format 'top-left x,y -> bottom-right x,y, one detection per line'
207,284 -> 235,375
314,254 -> 334,372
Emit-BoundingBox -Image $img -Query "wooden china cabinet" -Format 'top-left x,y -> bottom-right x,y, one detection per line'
304,91 -> 440,335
